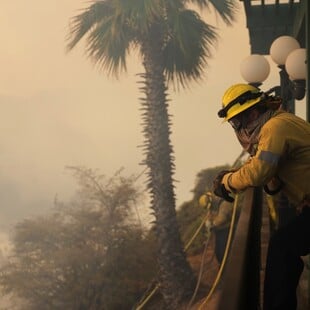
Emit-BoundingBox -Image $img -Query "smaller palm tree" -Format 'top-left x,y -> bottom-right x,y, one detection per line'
66,0 -> 237,307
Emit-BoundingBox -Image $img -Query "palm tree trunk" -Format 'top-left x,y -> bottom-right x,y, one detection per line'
139,24 -> 195,309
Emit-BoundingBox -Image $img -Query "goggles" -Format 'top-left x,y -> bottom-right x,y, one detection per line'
218,90 -> 263,118
228,105 -> 257,131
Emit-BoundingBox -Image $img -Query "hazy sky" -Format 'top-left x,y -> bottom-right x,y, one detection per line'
0,1 -> 306,247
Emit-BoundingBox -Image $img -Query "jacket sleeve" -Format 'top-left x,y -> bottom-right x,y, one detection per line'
222,119 -> 286,192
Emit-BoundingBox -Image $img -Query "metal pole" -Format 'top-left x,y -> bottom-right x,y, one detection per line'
275,66 -> 296,228
306,0 -> 309,122
305,1 -> 310,307
278,66 -> 295,113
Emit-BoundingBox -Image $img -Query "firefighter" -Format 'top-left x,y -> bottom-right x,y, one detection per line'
199,194 -> 236,264
213,83 -> 310,310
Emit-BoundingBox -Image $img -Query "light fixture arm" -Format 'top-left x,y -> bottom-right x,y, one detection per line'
278,65 -> 295,113
265,86 -> 281,96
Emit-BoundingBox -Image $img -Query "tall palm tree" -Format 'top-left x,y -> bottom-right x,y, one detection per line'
66,0 -> 237,307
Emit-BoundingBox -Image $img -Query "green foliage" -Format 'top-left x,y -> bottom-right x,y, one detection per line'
0,167 -> 156,310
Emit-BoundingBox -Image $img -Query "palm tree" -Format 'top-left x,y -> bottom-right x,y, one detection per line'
66,0 -> 237,307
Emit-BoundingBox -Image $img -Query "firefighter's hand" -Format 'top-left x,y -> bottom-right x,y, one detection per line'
213,171 -> 234,202
205,219 -> 213,232
213,170 -> 231,184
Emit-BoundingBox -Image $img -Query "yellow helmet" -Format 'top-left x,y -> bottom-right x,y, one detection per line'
218,84 -> 264,121
198,192 -> 213,208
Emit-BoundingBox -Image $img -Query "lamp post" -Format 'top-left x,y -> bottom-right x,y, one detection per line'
240,35 -> 307,229
270,36 -> 307,112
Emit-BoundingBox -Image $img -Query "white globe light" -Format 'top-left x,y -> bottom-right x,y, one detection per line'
285,48 -> 307,80
240,54 -> 270,83
270,36 -> 300,65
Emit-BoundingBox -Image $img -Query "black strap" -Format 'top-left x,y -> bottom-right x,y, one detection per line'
218,91 -> 263,118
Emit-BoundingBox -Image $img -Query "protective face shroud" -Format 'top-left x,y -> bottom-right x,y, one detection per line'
218,84 -> 264,121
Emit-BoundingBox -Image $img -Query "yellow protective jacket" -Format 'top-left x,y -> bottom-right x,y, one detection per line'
222,110 -> 310,206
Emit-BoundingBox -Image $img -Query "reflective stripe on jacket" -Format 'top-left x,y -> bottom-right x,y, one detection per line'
222,110 -> 310,206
